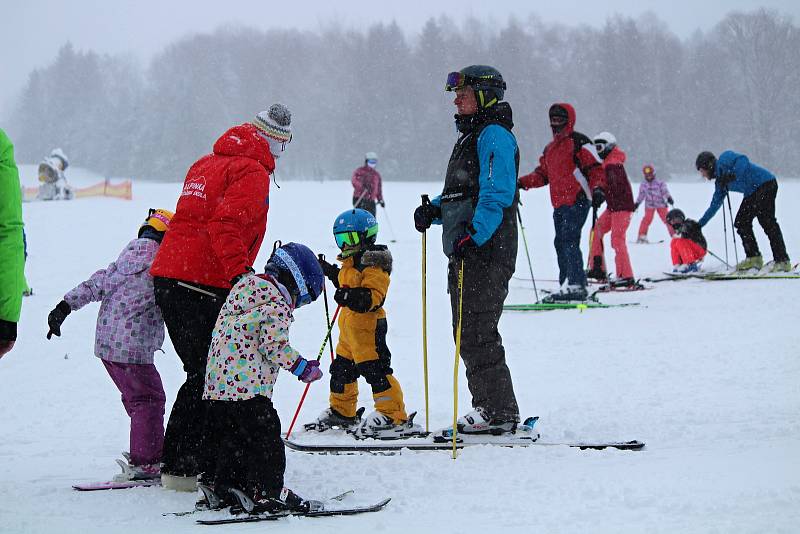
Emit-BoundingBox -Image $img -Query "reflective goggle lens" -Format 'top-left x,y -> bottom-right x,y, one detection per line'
366,159 -> 378,165
335,231 -> 360,249
445,71 -> 466,91
295,292 -> 312,308
595,142 -> 606,153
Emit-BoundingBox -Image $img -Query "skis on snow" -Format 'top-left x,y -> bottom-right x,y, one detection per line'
73,479 -> 160,491
285,416 -> 644,454
503,301 -> 640,311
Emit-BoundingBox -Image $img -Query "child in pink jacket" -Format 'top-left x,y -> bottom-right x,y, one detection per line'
46,209 -> 173,481
635,164 -> 675,242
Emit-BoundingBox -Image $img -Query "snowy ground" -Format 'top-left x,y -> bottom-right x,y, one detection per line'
2,166 -> 799,533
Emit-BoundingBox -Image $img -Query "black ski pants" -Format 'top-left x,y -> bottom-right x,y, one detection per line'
447,253 -> 519,421
203,397 -> 285,496
734,180 -> 788,262
153,277 -> 227,476
353,196 -> 377,216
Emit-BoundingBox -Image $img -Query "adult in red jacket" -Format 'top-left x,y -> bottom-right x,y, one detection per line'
150,104 -> 292,490
519,103 -> 605,301
351,151 -> 384,216
587,132 -> 636,285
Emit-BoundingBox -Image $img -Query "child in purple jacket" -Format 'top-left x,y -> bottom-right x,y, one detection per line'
46,208 -> 173,480
634,164 -> 675,242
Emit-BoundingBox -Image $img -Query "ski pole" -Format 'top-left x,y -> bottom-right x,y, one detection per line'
587,205 -> 598,270
722,199 -> 730,267
725,191 -> 739,267
381,204 -> 397,243
421,195 -> 430,433
452,259 -> 465,460
516,207 -> 539,302
285,305 -> 342,440
705,248 -> 733,270
354,189 -> 368,210
318,254 -> 336,363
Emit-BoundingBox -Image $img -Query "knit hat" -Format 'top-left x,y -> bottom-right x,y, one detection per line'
252,104 -> 292,143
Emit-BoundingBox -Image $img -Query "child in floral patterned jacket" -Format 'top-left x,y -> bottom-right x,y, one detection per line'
46,208 -> 173,481
201,242 -> 324,514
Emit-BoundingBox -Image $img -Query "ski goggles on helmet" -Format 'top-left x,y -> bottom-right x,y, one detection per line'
334,231 -> 361,249
272,248 -> 312,308
594,141 -> 608,153
445,71 -> 506,92
366,158 -> 378,166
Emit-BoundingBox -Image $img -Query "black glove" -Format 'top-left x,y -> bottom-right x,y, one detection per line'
318,257 -> 340,287
633,201 -> 640,212
451,232 -> 476,258
333,287 -> 373,313
47,300 -> 72,340
414,202 -> 441,233
667,196 -> 674,206
378,199 -> 385,208
230,267 -> 255,286
591,188 -> 605,209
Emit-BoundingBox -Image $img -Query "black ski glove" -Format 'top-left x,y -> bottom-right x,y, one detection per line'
47,300 -> 72,339
414,202 -> 440,233
667,196 -> 674,206
378,199 -> 386,208
591,188 -> 605,209
334,287 -> 373,313
318,257 -> 341,288
633,201 -> 640,212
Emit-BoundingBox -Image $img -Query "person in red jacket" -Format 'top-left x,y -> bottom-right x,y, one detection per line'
519,103 -> 605,301
149,104 -> 292,491
351,151 -> 384,216
586,132 -> 636,286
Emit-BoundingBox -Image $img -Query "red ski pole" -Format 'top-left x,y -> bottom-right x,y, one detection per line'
285,305 -> 342,439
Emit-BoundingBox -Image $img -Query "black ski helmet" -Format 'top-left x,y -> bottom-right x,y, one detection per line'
666,208 -> 685,226
445,65 -> 506,108
695,151 -> 717,175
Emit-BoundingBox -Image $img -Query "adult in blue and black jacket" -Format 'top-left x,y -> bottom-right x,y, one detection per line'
413,65 -> 519,433
696,150 -> 790,271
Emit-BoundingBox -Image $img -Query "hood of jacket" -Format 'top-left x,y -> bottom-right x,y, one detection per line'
116,238 -> 159,276
222,274 -> 291,318
551,102 -> 576,140
213,123 -> 276,174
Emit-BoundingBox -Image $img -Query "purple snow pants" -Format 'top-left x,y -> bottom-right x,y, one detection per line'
102,360 -> 166,466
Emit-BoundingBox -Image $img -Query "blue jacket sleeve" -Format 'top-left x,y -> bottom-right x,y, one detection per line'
469,125 -> 517,246
698,182 -> 725,227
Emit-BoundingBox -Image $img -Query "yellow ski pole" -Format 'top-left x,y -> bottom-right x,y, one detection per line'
421,195 -> 430,433
452,258 -> 464,460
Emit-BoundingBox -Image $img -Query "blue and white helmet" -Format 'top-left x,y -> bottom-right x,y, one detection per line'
266,242 -> 324,308
332,208 -> 379,257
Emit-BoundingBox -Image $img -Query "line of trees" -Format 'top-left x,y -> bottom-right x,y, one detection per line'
5,9 -> 799,181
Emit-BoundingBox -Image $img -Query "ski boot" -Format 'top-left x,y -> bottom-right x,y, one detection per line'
608,277 -> 642,290
770,260 -> 792,273
456,407 -> 520,435
350,411 -> 425,440
230,486 -> 322,515
542,285 -> 589,303
586,257 -> 607,282
195,484 -> 241,513
113,458 -> 161,482
735,255 -> 763,272
684,261 -> 701,273
304,407 -> 365,432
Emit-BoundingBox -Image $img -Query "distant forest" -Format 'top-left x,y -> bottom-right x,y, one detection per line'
5,8 -> 799,181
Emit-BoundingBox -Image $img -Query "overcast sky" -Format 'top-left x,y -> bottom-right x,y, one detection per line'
1,0 -> 797,116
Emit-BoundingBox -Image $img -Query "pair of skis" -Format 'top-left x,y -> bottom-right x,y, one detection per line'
284,416 -> 644,454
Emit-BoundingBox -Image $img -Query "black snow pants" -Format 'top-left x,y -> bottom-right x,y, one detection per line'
153,277 -> 227,476
447,252 -> 519,421
203,397 -> 285,496
734,180 -> 789,262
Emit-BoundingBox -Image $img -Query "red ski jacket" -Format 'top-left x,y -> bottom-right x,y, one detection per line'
351,165 -> 383,202
601,146 -> 635,212
151,123 -> 274,289
518,103 -> 605,208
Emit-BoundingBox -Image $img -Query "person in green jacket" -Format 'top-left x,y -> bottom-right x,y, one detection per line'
0,128 -> 26,358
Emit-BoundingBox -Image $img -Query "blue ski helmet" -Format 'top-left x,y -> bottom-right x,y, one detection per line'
266,242 -> 324,308
332,208 -> 379,257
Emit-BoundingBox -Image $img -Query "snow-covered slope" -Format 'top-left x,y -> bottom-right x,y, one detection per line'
2,178 -> 798,533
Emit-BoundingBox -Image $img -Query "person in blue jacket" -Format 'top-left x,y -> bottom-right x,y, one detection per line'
696,150 -> 790,272
413,65 -> 520,435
